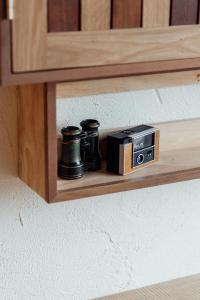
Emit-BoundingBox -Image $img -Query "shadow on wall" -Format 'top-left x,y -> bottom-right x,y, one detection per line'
0,86 -> 18,180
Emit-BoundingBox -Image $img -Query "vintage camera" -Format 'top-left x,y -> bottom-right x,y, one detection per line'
107,125 -> 159,175
58,119 -> 101,180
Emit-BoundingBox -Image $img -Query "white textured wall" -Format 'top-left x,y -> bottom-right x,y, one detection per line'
1,84 -> 200,300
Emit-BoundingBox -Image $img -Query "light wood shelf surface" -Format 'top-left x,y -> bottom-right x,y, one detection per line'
57,70 -> 200,99
95,274 -> 200,300
56,119 -> 200,202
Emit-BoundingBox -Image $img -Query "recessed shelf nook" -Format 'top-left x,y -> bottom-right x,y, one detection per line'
14,83 -> 200,203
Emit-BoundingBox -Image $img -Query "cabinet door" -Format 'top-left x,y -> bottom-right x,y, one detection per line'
10,0 -> 200,75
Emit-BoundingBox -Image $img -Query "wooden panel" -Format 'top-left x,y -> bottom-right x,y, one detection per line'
95,274 -> 200,299
57,70 -> 200,98
171,0 -> 199,25
3,18 -> 200,85
47,25 -> 200,69
56,119 -> 200,202
81,0 -> 111,31
0,0 -> 6,81
112,0 -> 142,28
45,83 -> 57,201
18,84 -> 47,199
0,0 -> 6,19
143,0 -> 170,27
12,0 -> 47,72
48,0 -> 80,32
0,86 -> 18,179
199,4 -> 200,24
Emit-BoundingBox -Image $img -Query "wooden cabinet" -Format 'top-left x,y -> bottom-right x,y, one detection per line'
1,0 -> 200,86
1,1 -> 200,202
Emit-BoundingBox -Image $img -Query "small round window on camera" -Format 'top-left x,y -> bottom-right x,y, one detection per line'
137,154 -> 144,165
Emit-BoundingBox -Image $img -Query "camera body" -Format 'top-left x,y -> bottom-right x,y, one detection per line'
107,125 -> 159,175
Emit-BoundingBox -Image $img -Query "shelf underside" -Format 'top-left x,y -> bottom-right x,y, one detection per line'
56,119 -> 200,202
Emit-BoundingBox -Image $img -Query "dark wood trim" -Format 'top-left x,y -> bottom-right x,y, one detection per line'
0,0 -> 7,19
171,0 -> 199,25
112,0 -> 142,29
45,83 -> 57,202
0,0 -> 6,84
2,21 -> 200,86
48,0 -> 80,32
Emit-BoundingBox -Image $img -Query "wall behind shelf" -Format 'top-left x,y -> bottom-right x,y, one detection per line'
1,84 -> 200,299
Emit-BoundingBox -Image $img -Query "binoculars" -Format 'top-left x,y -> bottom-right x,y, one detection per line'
58,119 -> 101,180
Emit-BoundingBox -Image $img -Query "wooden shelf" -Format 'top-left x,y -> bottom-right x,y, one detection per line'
16,83 -> 200,203
56,118 -> 200,202
57,148 -> 200,201
94,274 -> 200,300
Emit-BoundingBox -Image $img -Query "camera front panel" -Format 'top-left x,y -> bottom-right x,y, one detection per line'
133,145 -> 155,167
132,132 -> 155,167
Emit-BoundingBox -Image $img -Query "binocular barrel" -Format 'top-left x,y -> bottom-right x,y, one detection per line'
58,120 -> 101,180
80,119 -> 101,171
58,126 -> 85,180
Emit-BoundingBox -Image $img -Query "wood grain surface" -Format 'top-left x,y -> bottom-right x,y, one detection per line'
45,83 -> 57,202
112,0 -> 142,28
18,84 -> 47,199
0,86 -> 18,180
12,0 -> 47,72
81,0 -> 111,31
57,70 -> 200,98
48,0 -> 80,32
95,274 -> 200,299
143,0 -> 170,27
3,17 -> 200,86
0,0 -> 6,19
171,0 -> 199,25
47,25 -> 200,69
11,1 -> 200,78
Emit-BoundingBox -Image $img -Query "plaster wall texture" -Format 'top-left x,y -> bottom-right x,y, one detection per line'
1,84 -> 200,299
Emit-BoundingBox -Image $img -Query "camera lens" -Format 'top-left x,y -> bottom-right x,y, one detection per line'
137,154 -> 144,165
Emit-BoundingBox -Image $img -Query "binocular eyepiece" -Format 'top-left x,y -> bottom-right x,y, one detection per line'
58,119 -> 101,180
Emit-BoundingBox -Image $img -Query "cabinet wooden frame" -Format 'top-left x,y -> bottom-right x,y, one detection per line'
1,20 -> 200,87
1,0 -> 200,86
17,82 -> 200,204
0,20 -> 200,85
11,0 -> 200,72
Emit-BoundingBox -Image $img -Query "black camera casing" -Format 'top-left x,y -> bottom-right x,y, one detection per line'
107,125 -> 159,175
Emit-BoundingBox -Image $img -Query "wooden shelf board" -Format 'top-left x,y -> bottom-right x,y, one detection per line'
56,149 -> 200,201
55,119 -> 200,202
94,274 -> 200,300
